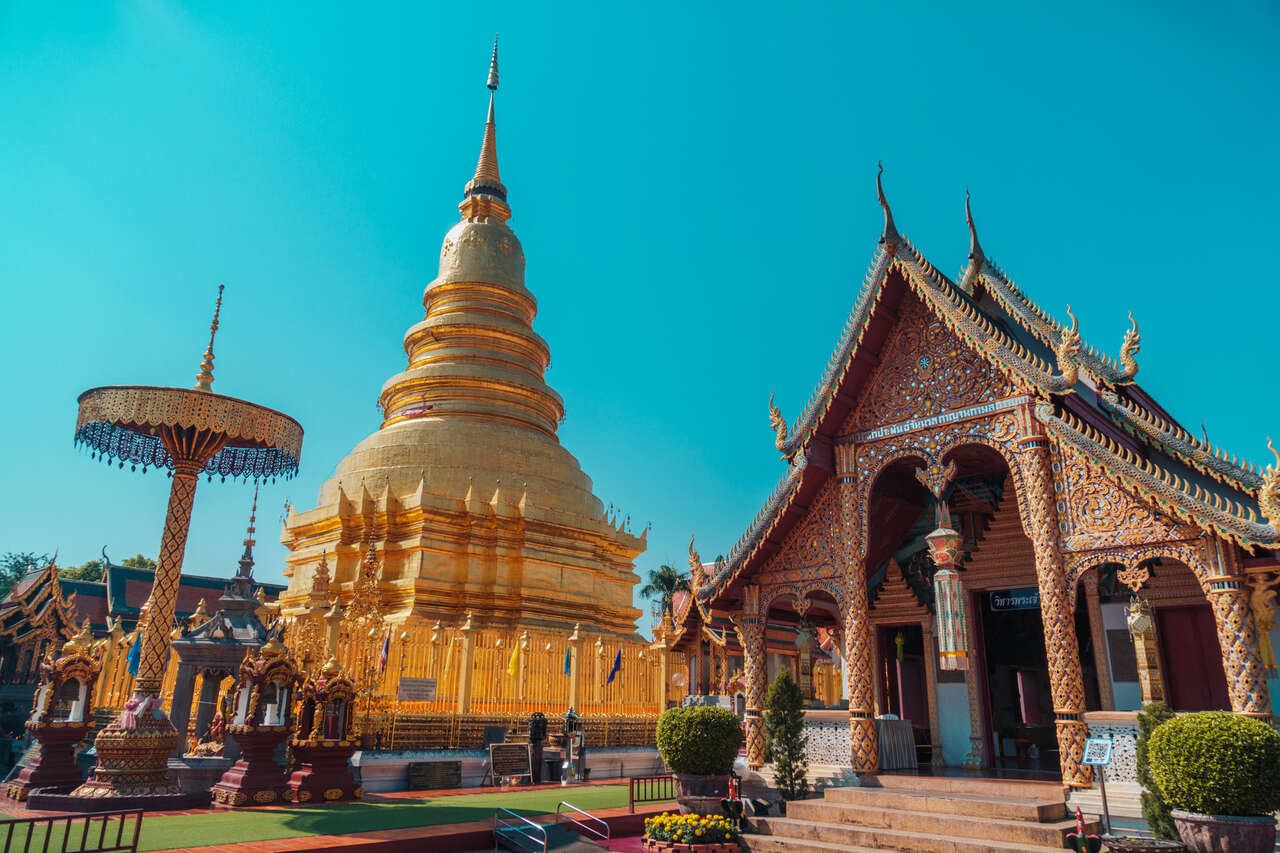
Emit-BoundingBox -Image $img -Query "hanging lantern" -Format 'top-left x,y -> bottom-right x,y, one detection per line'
933,567 -> 969,671
925,523 -> 963,570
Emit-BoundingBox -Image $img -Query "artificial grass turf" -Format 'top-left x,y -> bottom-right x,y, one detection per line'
13,785 -> 632,852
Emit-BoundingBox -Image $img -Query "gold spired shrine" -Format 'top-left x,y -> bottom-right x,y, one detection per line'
61,288 -> 303,807
280,45 -> 645,644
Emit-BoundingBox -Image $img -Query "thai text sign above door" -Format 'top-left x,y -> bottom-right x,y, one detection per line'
989,588 -> 1041,612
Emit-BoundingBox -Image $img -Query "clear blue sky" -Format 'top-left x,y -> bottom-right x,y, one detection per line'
2,2 -> 1277,633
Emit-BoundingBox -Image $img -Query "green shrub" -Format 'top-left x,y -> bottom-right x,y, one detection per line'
1136,702 -> 1177,841
656,705 -> 742,776
1148,711 -> 1280,817
765,670 -> 809,801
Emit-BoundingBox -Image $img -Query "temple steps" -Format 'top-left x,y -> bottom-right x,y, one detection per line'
742,775 -> 1095,853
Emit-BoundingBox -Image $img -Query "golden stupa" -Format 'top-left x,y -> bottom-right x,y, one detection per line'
281,46 -> 645,638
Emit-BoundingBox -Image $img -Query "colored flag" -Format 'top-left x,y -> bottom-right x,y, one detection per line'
507,642 -> 521,678
606,650 -> 622,684
126,634 -> 141,676
379,630 -> 391,674
563,646 -> 571,675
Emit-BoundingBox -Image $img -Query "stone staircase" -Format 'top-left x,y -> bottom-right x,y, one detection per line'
743,773 -> 1100,852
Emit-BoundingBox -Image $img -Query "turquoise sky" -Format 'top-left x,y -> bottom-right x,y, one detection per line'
2,2 -> 1277,632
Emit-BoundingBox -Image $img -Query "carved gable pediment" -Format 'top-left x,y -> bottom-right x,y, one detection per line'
843,295 -> 1018,434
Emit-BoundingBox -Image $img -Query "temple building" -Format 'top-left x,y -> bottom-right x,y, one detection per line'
279,47 -> 645,640
662,173 -> 1280,790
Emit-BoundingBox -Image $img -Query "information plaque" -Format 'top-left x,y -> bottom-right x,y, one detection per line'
397,677 -> 437,702
489,742 -> 532,779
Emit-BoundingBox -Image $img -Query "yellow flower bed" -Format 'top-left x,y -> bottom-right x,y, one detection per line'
643,811 -> 739,844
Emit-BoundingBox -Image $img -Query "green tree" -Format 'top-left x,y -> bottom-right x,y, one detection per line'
640,564 -> 691,618
121,554 -> 157,571
59,560 -> 105,582
0,552 -> 50,597
1136,702 -> 1177,840
765,669 -> 809,801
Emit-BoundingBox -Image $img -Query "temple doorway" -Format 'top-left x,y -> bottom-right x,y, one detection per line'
976,587 -> 1100,774
1157,605 -> 1229,711
876,624 -> 930,762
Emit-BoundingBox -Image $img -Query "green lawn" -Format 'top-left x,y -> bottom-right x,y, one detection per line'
3,785 -> 634,852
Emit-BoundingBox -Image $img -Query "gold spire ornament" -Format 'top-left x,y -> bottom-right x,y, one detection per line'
461,37 -> 509,222
194,285 -> 224,392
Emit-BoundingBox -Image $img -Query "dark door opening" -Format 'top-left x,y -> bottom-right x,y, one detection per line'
876,625 -> 930,764
1156,605 -> 1229,711
977,589 -> 1100,773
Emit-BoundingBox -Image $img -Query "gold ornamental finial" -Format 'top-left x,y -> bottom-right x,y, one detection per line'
194,284 -> 225,392
460,40 -> 510,222
877,163 -> 899,249
487,35 -> 499,91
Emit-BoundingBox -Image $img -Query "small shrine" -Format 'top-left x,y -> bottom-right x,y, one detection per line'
170,492 -> 277,763
4,623 -> 101,801
211,636 -> 301,806
286,657 -> 361,803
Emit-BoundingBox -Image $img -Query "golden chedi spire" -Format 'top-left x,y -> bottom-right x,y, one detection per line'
282,44 -> 644,640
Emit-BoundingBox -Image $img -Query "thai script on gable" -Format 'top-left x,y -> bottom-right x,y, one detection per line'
851,396 -> 1031,443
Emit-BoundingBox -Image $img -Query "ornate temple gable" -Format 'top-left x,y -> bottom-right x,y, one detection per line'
1053,439 -> 1198,553
1035,401 -> 1278,550
842,294 -> 1018,434
756,481 -> 844,613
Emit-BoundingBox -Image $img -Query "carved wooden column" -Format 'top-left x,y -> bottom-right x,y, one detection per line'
731,585 -> 766,768
1082,574 -> 1115,710
962,596 -> 987,769
1204,539 -> 1272,718
1014,413 -> 1091,788
836,443 -> 878,773
921,618 -> 945,768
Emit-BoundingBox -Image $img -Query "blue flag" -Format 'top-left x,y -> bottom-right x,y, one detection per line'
563,647 -> 571,675
126,634 -> 141,676
606,650 -> 622,684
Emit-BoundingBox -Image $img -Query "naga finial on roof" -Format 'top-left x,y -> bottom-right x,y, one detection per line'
688,534 -> 702,591
877,162 -> 899,249
1261,438 -> 1280,538
1116,312 -> 1140,382
1051,306 -> 1082,388
767,392 -> 789,452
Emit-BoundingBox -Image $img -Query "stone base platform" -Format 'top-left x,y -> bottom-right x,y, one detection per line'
354,746 -> 663,792
26,789 -> 211,813
742,773 -> 1095,852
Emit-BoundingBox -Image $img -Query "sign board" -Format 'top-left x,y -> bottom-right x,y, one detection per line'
989,588 -> 1041,612
397,677 -> 437,702
490,742 -> 533,779
1082,737 -> 1113,766
408,761 -> 461,790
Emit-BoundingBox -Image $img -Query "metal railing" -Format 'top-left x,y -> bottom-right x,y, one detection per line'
492,808 -> 545,853
555,802 -> 609,848
0,810 -> 143,853
628,773 -> 678,812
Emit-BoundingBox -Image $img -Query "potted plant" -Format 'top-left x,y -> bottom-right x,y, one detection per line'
656,706 -> 742,815
764,670 -> 809,809
1102,703 -> 1185,852
1148,711 -> 1280,853
642,811 -> 740,852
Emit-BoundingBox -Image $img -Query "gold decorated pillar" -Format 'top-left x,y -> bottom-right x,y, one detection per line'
567,623 -> 582,710
1127,598 -> 1164,704
1083,574 -> 1115,710
323,599 -> 343,660
456,611 -> 476,714
835,443 -> 878,773
1204,539 -> 1272,718
921,618 -> 945,768
1246,573 -> 1278,674
1014,414 -> 1090,788
730,585 -> 766,768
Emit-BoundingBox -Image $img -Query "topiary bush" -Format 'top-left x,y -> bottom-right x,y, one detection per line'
656,705 -> 742,776
1148,711 -> 1280,817
765,669 -> 809,801
1136,702 -> 1178,841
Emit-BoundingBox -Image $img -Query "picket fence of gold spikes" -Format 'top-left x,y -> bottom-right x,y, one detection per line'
93,620 -> 688,730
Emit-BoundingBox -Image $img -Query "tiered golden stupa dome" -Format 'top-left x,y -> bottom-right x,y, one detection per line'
281,46 -> 645,638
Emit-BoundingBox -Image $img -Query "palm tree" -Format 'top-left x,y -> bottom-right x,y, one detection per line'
640,564 -> 692,619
